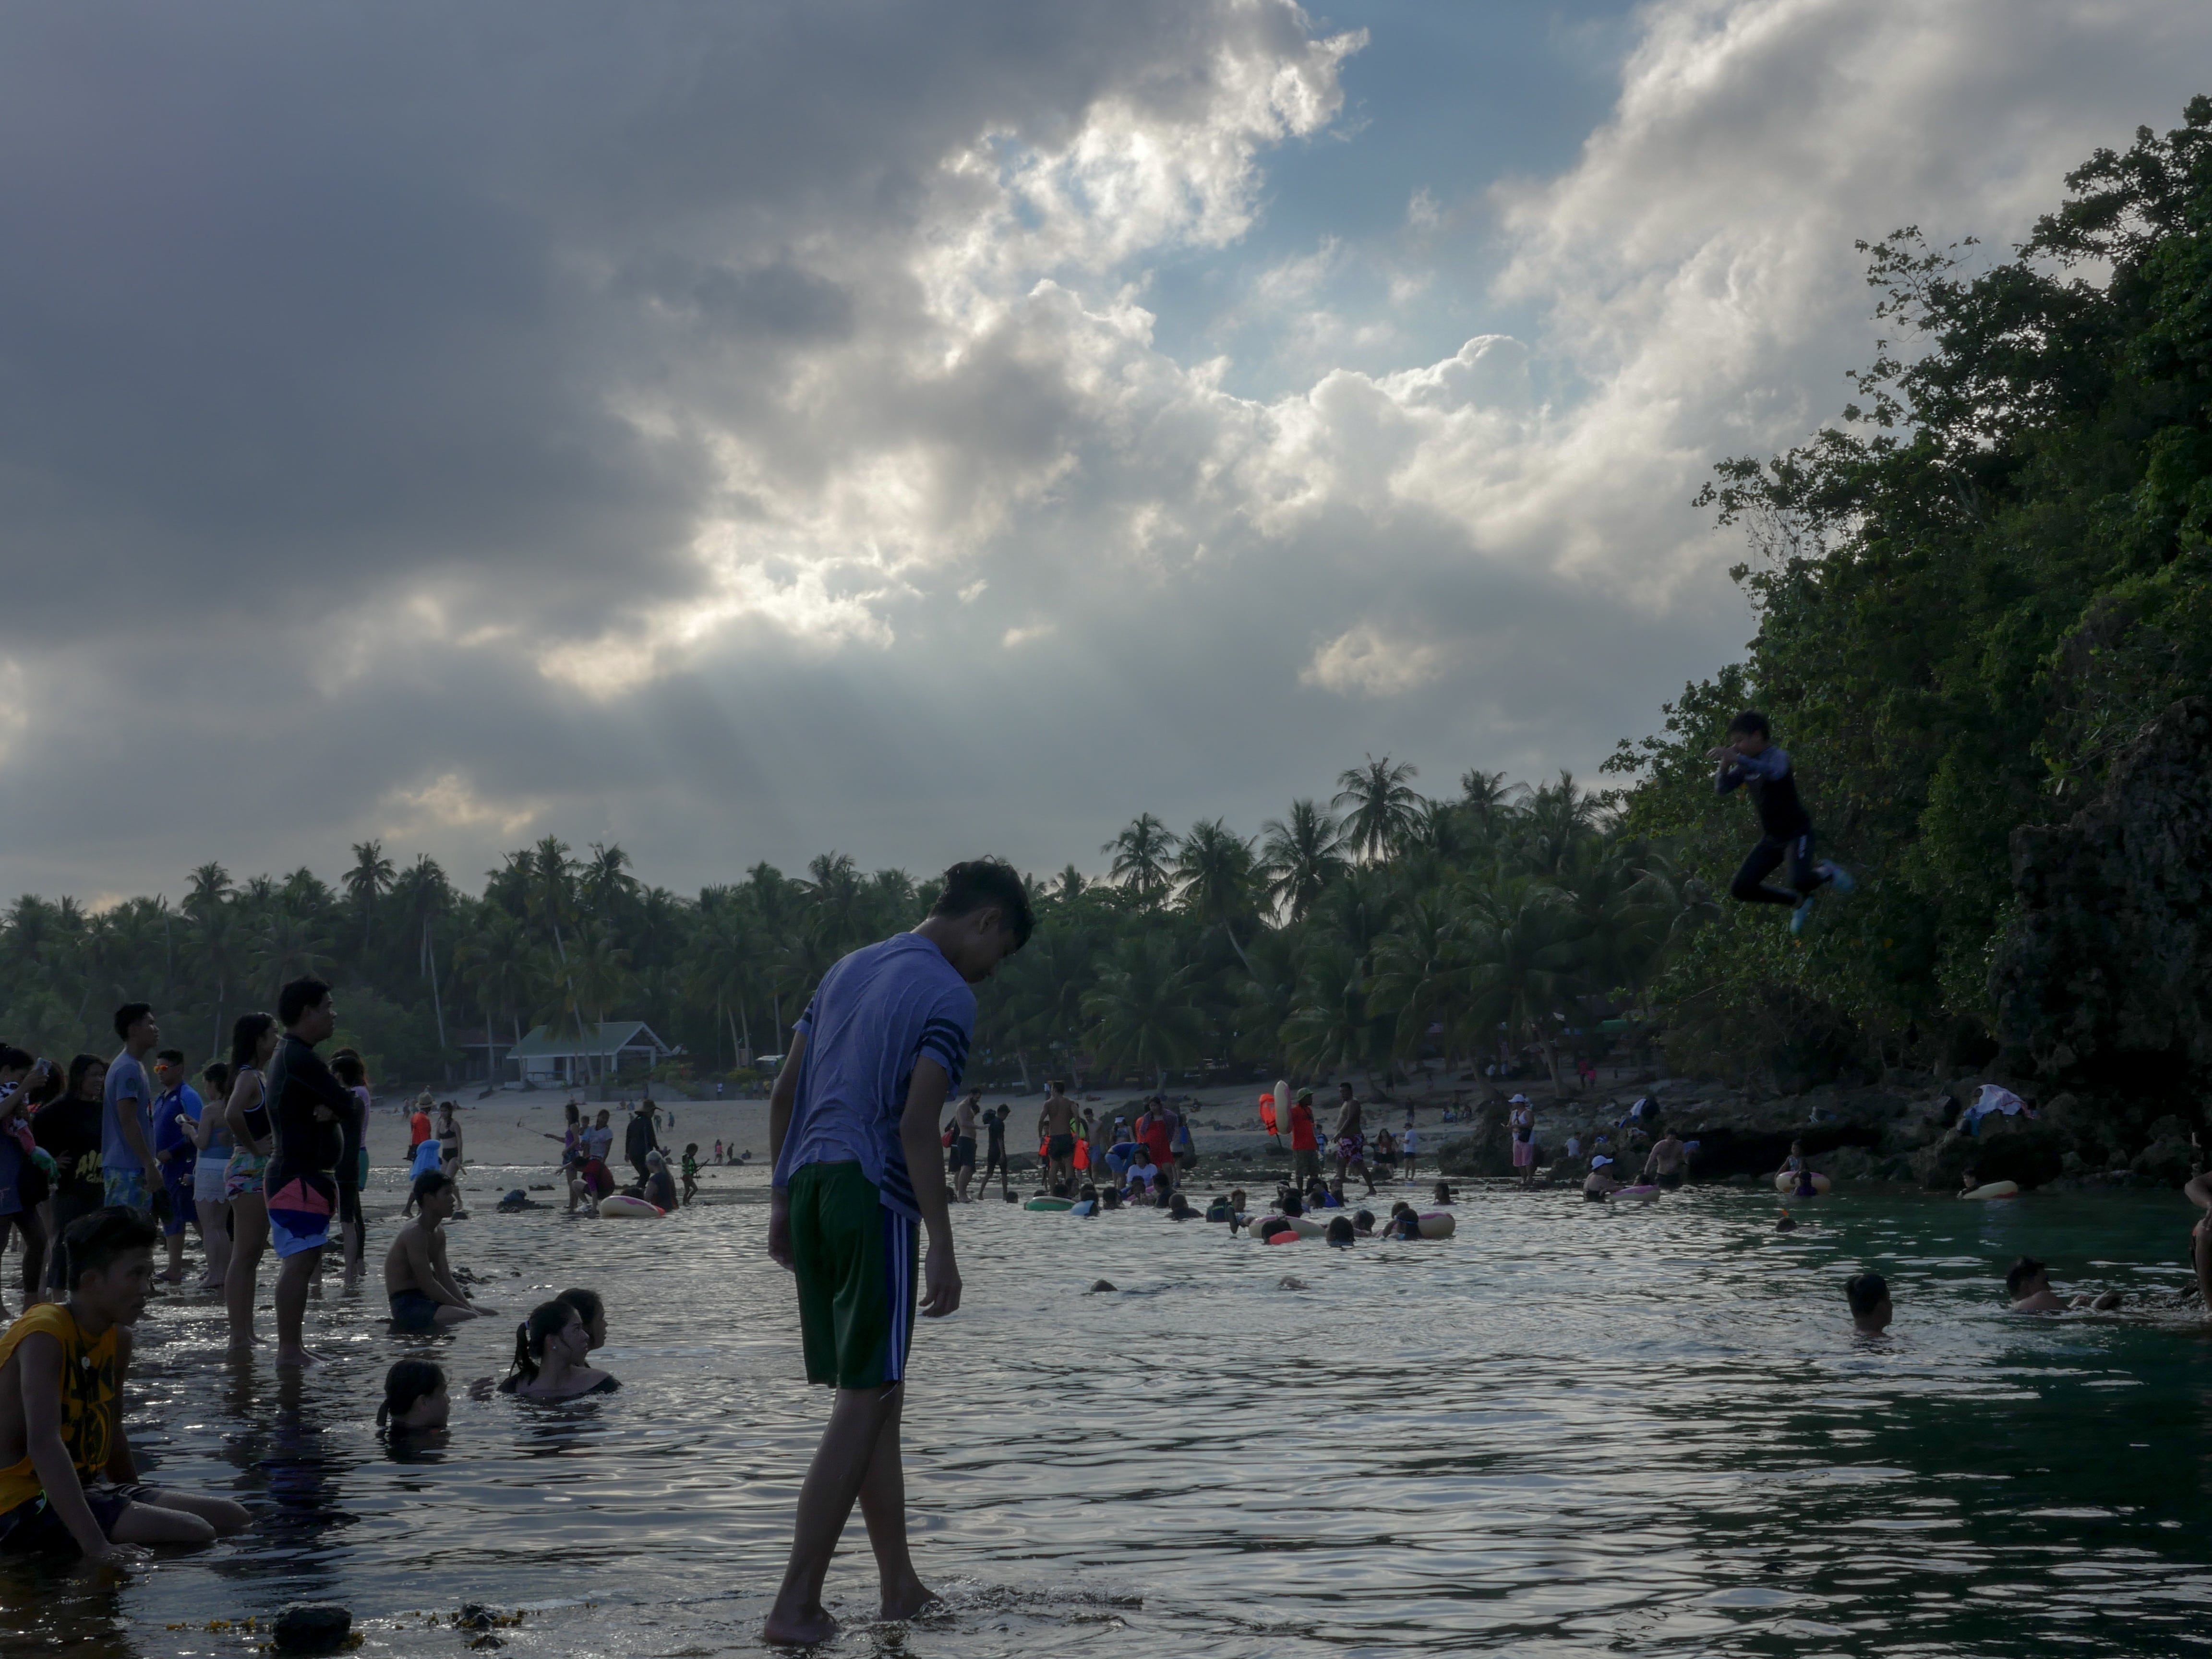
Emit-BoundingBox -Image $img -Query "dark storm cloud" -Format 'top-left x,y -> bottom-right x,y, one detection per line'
1,0 -> 2202,903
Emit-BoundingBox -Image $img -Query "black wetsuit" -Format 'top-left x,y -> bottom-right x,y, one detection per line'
264,1034 -> 352,1232
1718,748 -> 1822,906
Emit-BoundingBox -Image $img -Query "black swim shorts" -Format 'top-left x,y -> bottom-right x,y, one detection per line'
388,1288 -> 442,1332
0,1484 -> 148,1554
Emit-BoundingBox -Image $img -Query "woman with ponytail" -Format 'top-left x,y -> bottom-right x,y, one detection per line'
498,1298 -> 619,1400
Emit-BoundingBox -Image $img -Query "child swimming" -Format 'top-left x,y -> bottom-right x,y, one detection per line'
378,1359 -> 451,1433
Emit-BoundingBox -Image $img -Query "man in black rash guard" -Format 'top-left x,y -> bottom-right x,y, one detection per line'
1707,709 -> 1855,936
264,978 -> 355,1369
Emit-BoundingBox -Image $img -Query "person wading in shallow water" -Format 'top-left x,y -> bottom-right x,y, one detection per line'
762,860 -> 1031,1646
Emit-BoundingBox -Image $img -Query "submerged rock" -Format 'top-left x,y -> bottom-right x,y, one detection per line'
273,1604 -> 351,1653
1086,1279 -> 1116,1293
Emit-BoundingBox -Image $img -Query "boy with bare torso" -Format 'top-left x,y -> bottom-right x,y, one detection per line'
384,1170 -> 498,1332
1038,1082 -> 1078,1194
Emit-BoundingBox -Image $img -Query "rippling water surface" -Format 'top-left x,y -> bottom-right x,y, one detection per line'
5,1169 -> 2212,1657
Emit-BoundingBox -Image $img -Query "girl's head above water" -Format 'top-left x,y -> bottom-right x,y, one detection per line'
556,1286 -> 608,1350
510,1300 -> 584,1385
379,1359 -> 449,1432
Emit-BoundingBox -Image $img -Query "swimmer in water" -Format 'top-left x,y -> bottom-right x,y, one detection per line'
1845,1272 -> 1891,1335
554,1286 -> 607,1352
1324,1216 -> 1355,1247
1583,1155 -> 1622,1201
499,1299 -> 620,1398
1642,1126 -> 1689,1190
2006,1256 -> 2122,1313
377,1359 -> 451,1434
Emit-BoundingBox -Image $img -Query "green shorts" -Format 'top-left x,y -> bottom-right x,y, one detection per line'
787,1162 -> 919,1391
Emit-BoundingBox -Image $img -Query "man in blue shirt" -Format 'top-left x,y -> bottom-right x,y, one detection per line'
150,1049 -> 203,1284
1708,709 -> 1854,935
102,1004 -> 162,1213
762,860 -> 1032,1647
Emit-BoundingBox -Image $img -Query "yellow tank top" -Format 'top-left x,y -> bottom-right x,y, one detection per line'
0,1303 -> 119,1513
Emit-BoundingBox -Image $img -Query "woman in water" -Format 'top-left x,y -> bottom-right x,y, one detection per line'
642,1149 -> 677,1210
222,1013 -> 280,1353
556,1286 -> 608,1350
500,1299 -> 620,1399
436,1100 -> 466,1211
379,1359 -> 452,1433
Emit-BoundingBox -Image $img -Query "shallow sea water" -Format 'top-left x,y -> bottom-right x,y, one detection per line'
4,1166 -> 2212,1657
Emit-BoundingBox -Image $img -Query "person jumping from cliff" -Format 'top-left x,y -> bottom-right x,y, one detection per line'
1707,710 -> 1854,936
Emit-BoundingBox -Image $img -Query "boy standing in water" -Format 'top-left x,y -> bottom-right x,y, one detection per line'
1707,710 -> 1854,936
763,861 -> 1031,1645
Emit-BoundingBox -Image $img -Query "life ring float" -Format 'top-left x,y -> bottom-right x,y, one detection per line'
597,1194 -> 665,1219
1960,1179 -> 2020,1201
1416,1211 -> 1455,1239
1613,1184 -> 1661,1202
1773,1171 -> 1832,1195
1285,1213 -> 1332,1238
1025,1197 -> 1074,1212
1264,1228 -> 1302,1245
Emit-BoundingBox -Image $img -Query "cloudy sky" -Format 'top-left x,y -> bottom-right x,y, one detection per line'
4,0 -> 2207,904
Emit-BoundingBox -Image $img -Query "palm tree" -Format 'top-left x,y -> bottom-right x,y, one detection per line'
254,908 -> 336,999
685,890 -> 757,1069
1366,891 -> 1471,1067
1459,768 -> 1522,830
566,923 -> 634,1081
455,910 -> 539,1053
344,840 -> 396,956
1173,818 -> 1259,969
1082,934 -> 1203,1092
1334,755 -> 1421,863
391,854 -> 453,1048
1258,800 -> 1347,922
1055,865 -> 1087,903
581,842 -> 639,923
1102,814 -> 1177,905
1465,875 -> 1583,1093
1282,938 -> 1383,1085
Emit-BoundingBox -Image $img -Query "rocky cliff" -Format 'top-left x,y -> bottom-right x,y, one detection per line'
1992,696 -> 2212,1145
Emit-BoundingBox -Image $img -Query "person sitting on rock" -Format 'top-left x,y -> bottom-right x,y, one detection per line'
2005,1255 -> 2120,1313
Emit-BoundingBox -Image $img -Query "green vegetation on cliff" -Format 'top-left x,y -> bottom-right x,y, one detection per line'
1609,97 -> 2212,1100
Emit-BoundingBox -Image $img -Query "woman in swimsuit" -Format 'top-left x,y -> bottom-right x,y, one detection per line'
499,1299 -> 620,1400
437,1101 -> 466,1215
189,1060 -> 235,1291
222,1014 -> 279,1354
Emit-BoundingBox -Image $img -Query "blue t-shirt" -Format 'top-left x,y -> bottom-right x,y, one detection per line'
102,1050 -> 153,1175
153,1084 -> 204,1181
772,933 -> 975,1221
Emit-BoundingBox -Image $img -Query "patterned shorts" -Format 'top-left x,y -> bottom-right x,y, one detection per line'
225,1151 -> 268,1201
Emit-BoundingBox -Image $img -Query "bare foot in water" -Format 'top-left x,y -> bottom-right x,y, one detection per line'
274,1346 -> 325,1369
761,1602 -> 840,1646
878,1578 -> 939,1623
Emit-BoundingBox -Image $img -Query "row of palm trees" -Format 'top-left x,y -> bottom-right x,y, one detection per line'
0,758 -> 1709,1090
989,760 -> 1707,1094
